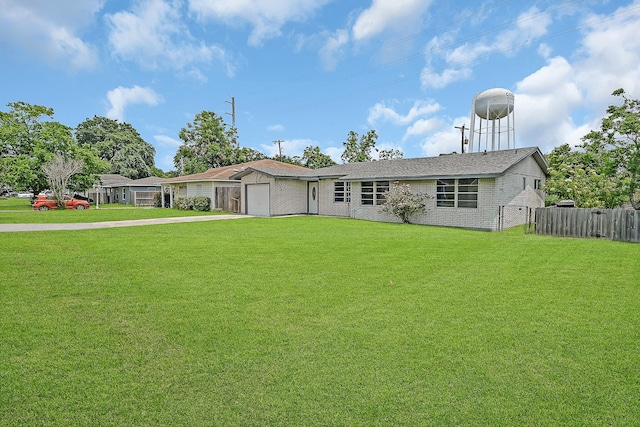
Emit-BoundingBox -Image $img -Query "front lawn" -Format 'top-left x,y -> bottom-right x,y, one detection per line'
1,217 -> 638,426
0,197 -> 227,223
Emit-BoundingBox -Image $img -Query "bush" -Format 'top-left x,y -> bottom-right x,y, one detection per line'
175,197 -> 192,210
192,196 -> 211,212
380,181 -> 432,224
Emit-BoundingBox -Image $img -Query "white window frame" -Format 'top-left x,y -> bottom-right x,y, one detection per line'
361,181 -> 389,206
437,178 -> 478,208
334,182 -> 351,203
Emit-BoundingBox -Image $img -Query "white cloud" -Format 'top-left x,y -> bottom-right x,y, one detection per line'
404,118 -> 443,139
573,1 -> 640,105
154,134 -> 182,147
368,100 -> 441,126
415,115 -> 469,156
319,29 -> 350,71
259,138 -> 313,158
188,0 -> 332,46
420,67 -> 472,89
510,1 -> 640,154
106,85 -> 163,121
267,124 -> 285,132
0,0 -> 101,70
420,6 -> 552,89
352,0 -> 433,41
106,0 -> 233,77
446,7 -> 551,65
325,146 -> 343,163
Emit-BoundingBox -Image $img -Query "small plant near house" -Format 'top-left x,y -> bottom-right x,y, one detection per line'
380,181 -> 432,224
175,196 -> 192,210
174,196 -> 211,211
191,196 -> 211,212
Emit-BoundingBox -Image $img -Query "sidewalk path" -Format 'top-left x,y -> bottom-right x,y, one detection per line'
0,214 -> 252,232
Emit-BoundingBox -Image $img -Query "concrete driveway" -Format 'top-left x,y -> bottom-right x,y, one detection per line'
0,214 -> 251,232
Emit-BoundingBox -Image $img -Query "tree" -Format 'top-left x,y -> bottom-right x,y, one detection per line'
271,155 -> 304,166
76,116 -> 156,179
380,181 -> 432,224
42,153 -> 84,206
545,89 -> 640,209
341,130 -> 378,163
301,145 -> 336,169
0,102 -> 104,194
174,111 -> 240,174
379,148 -> 404,160
592,88 -> 640,209
544,144 -> 623,208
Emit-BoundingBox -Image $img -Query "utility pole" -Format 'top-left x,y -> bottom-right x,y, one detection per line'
455,124 -> 467,153
225,95 -> 235,128
273,140 -> 284,161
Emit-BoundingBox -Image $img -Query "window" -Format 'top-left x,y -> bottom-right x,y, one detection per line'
334,182 -> 351,203
437,178 -> 478,208
361,181 -> 389,206
376,181 -> 389,205
534,179 -> 542,190
122,188 -> 126,200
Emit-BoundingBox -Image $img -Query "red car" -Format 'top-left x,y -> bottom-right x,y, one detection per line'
32,195 -> 90,211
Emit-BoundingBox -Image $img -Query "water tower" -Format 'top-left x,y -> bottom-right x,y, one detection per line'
468,88 -> 515,152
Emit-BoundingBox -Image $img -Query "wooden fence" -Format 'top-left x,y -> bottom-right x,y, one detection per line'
215,186 -> 241,213
133,191 -> 158,207
535,207 -> 640,243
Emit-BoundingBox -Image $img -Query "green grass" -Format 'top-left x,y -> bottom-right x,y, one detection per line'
0,197 -> 226,223
1,217 -> 639,426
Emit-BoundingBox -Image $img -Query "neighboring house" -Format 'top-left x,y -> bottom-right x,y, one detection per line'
91,174 -> 132,204
230,147 -> 549,231
92,174 -> 165,206
114,176 -> 166,206
161,159 -> 309,212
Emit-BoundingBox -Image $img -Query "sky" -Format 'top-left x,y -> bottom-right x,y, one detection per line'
1,0 -> 639,172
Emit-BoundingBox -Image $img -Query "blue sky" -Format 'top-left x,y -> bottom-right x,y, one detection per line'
1,0 -> 639,172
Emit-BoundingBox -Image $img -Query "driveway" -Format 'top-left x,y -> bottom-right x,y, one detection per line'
0,214 -> 252,232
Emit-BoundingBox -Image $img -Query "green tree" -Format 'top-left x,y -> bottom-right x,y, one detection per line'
379,148 -> 403,160
271,155 -> 304,166
341,130 -> 378,163
380,181 -> 432,224
302,145 -> 336,169
545,89 -> 640,209
0,102 -> 103,194
543,144 -> 623,208
591,88 -> 640,209
174,111 -> 240,174
76,116 -> 156,179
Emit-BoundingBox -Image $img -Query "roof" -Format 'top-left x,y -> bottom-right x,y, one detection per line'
230,147 -> 548,181
99,174 -> 166,187
123,176 -> 167,186
164,159 -> 310,183
99,174 -> 133,186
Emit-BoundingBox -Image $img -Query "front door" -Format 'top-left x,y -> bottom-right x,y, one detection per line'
308,182 -> 318,214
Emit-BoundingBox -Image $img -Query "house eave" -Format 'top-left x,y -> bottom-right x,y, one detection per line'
339,173 -> 503,182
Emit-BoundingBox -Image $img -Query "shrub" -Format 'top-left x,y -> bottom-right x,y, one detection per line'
192,196 -> 211,212
380,181 -> 432,224
175,197 -> 192,210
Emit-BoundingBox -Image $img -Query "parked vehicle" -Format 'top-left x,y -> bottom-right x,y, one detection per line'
73,193 -> 94,203
17,192 -> 34,198
32,195 -> 90,211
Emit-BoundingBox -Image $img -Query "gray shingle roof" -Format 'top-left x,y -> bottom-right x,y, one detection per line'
166,159 -> 310,182
231,147 -> 547,181
99,174 -> 133,186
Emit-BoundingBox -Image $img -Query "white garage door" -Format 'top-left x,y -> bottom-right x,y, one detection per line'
246,184 -> 270,216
